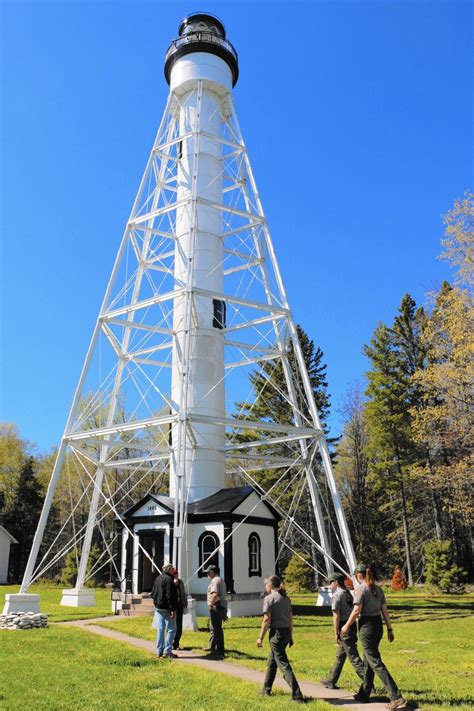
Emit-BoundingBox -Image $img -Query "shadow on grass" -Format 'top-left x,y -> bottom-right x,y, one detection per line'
402,690 -> 473,708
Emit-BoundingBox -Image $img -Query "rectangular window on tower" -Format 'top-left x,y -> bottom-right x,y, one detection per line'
213,299 -> 226,329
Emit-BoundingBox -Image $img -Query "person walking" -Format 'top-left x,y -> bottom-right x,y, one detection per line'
205,564 -> 227,659
151,563 -> 178,659
320,572 -> 365,689
256,575 -> 307,704
341,564 -> 406,709
172,571 -> 187,651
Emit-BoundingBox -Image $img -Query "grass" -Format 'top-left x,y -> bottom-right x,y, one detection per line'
0,624 -> 330,710
98,592 -> 474,711
0,584 -> 112,622
1,587 -> 473,710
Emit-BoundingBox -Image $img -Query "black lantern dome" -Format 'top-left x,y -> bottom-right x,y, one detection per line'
164,12 -> 239,87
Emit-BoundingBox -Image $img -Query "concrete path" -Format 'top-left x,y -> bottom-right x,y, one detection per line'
60,617 -> 403,711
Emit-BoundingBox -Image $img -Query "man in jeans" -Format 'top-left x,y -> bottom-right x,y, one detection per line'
205,565 -> 227,659
151,563 -> 178,658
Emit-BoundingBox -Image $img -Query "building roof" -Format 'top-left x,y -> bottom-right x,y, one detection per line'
0,525 -> 19,544
188,485 -> 278,517
120,493 -> 175,519
119,485 -> 280,521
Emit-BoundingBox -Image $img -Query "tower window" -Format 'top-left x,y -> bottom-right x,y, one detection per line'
198,531 -> 220,577
213,299 -> 226,329
248,532 -> 261,577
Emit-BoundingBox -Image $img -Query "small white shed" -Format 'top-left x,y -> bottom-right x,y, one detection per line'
0,526 -> 18,584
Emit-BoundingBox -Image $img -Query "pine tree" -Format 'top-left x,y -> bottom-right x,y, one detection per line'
234,324 -> 332,584
364,298 -> 424,586
283,552 -> 313,593
4,457 -> 44,582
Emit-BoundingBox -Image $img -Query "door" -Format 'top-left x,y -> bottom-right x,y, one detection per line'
138,531 -> 165,593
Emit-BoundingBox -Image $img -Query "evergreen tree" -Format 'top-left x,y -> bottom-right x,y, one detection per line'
234,324 -> 332,584
424,540 -> 467,593
4,457 -> 44,582
364,297 -> 424,586
283,552 -> 313,593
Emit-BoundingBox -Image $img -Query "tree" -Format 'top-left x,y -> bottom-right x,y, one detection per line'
234,324 -> 333,584
411,284 -> 473,566
283,552 -> 313,593
0,423 -> 34,514
335,388 -> 368,551
363,293 -> 428,586
440,190 -> 473,288
60,544 -> 106,588
424,540 -> 467,593
3,457 -> 44,582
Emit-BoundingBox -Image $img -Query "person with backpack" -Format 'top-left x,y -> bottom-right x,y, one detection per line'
320,572 -> 365,689
341,564 -> 406,709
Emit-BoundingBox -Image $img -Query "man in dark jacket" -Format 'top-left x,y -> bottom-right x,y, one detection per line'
151,563 -> 179,658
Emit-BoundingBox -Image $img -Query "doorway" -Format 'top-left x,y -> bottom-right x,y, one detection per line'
138,530 -> 165,593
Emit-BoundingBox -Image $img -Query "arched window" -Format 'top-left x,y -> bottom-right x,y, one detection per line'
198,531 -> 220,577
248,532 -> 261,577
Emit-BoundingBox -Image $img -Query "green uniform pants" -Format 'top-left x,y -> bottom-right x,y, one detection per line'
358,616 -> 401,701
263,627 -> 303,700
327,622 -> 365,685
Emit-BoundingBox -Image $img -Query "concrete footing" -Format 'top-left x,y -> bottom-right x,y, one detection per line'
60,588 -> 96,607
2,593 -> 41,615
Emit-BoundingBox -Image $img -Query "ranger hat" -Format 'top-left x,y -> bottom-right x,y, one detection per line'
328,572 -> 346,585
354,564 -> 367,574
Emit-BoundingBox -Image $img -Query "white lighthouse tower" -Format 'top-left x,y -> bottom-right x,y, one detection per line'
168,13 -> 234,504
4,13 -> 356,618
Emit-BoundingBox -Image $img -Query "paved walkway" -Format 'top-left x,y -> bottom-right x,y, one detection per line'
60,617 -> 400,710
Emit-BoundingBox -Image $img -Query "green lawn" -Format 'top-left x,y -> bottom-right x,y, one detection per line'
0,584 -> 112,621
0,624 -> 330,711
1,587 -> 473,710
98,592 -> 474,711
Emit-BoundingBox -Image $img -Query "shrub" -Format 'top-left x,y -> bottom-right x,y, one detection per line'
60,548 -> 80,587
391,565 -> 408,591
60,545 -> 106,588
424,540 -> 467,593
283,553 -> 312,593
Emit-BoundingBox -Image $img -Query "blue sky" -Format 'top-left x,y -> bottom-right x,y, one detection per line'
1,0 -> 472,453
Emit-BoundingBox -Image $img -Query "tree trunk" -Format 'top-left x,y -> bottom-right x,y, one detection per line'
399,479 -> 414,586
431,489 -> 443,540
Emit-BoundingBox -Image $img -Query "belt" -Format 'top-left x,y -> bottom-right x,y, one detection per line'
270,626 -> 290,630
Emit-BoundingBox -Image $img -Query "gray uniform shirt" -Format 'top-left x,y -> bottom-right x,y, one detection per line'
263,589 -> 292,628
353,582 -> 386,616
331,587 -> 353,622
207,576 -> 227,609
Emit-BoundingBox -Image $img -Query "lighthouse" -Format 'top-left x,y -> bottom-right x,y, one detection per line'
167,14 -> 236,504
3,12 -> 356,619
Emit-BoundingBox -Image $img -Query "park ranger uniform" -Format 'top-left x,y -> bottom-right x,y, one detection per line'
324,581 -> 365,687
355,582 -> 401,701
262,588 -> 304,701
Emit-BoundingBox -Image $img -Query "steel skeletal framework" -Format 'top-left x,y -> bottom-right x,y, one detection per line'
15,13 -> 356,608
